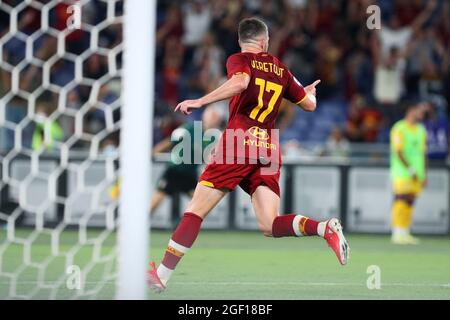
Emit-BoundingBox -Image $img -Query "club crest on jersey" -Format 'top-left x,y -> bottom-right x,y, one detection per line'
248,126 -> 270,141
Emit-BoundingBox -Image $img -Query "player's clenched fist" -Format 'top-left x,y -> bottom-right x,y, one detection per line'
174,99 -> 203,115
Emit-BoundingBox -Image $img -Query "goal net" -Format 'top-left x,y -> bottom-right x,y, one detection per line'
0,0 -> 151,299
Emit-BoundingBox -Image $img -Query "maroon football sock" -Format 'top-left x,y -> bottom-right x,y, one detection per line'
161,212 -> 203,270
272,214 -> 320,237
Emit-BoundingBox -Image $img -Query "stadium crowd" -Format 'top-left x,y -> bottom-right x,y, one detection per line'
153,0 -> 449,159
0,0 -> 449,160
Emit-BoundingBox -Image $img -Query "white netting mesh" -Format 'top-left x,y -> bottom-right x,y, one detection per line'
0,0 -> 123,299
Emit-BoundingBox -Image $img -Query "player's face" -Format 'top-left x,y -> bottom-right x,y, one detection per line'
412,104 -> 427,122
415,106 -> 427,122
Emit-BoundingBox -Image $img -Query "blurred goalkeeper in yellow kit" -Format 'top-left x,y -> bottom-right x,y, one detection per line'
390,102 -> 428,245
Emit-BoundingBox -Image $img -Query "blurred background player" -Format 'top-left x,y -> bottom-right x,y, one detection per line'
32,101 -> 64,152
390,102 -> 428,244
150,105 -> 224,213
109,105 -> 224,214
147,17 -> 349,293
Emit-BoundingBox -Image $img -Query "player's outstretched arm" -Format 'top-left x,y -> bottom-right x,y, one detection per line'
152,137 -> 173,157
174,73 -> 250,115
298,80 -> 321,112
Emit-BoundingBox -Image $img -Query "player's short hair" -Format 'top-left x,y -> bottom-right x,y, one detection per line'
403,99 -> 427,116
238,18 -> 268,43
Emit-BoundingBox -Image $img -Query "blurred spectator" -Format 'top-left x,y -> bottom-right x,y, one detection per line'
324,127 -> 351,158
50,59 -> 75,87
1,96 -> 29,150
32,102 -> 64,152
86,83 -> 119,134
17,6 -> 40,35
52,2 -> 89,54
256,0 -> 282,29
101,132 -> 120,158
193,33 -> 225,92
210,1 -> 240,58
282,29 -> 316,86
1,0 -> 449,158
283,140 -> 319,161
314,34 -> 342,99
182,0 -> 212,48
84,54 -> 108,80
161,36 -> 185,107
377,0 -> 436,57
371,0 -> 440,120
373,45 -> 408,106
67,90 -> 82,110
424,102 -> 449,161
345,95 -> 384,143
157,4 -> 184,44
284,0 -> 308,10
406,28 -> 446,97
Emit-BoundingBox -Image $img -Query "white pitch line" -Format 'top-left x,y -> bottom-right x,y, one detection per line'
174,282 -> 450,288
1,281 -> 449,288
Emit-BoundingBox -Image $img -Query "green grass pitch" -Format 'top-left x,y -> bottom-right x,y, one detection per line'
1,230 -> 450,299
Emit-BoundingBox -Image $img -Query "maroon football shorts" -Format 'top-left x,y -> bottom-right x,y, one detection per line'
199,160 -> 281,197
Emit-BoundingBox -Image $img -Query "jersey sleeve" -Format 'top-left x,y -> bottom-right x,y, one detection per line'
391,127 -> 404,151
422,126 -> 428,151
284,70 -> 307,105
226,54 -> 251,78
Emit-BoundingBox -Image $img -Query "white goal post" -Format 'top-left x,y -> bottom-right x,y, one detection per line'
117,0 -> 154,300
0,0 -> 154,300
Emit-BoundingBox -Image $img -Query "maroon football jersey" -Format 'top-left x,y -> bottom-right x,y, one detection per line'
214,52 -> 307,162
226,52 -> 306,131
